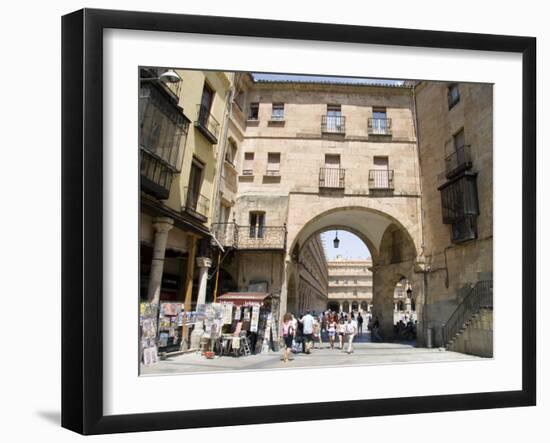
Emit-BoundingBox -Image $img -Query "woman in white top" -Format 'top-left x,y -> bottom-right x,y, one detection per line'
337,319 -> 346,350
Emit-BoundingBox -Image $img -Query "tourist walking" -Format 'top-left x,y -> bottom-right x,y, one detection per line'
337,318 -> 346,350
301,311 -> 315,354
280,313 -> 295,363
357,312 -> 363,336
345,316 -> 358,353
327,317 -> 337,349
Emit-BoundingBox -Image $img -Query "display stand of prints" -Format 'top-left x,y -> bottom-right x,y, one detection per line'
261,313 -> 273,354
250,305 -> 260,333
222,303 -> 233,324
139,302 -> 159,365
158,302 -> 185,352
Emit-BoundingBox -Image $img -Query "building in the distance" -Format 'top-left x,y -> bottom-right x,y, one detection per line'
326,255 -> 414,322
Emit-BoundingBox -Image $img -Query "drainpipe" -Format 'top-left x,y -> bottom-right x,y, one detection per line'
412,82 -> 430,345
212,73 -> 235,226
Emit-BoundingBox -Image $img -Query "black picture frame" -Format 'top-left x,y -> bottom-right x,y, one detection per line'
61,8 -> 536,435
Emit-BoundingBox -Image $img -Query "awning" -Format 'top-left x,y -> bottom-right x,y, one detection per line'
217,292 -> 270,306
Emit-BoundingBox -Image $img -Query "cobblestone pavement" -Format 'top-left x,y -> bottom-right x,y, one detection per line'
141,337 -> 485,376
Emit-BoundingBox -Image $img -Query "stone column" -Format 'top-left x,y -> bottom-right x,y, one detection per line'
339,302 -> 343,313
146,217 -> 174,305
195,257 -> 212,306
348,302 -> 352,314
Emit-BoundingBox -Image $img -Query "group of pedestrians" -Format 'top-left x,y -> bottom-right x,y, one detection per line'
280,310 -> 367,362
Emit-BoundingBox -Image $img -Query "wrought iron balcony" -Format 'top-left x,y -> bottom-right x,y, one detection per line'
444,145 -> 472,179
368,118 -> 392,135
319,167 -> 345,189
368,170 -> 395,190
321,115 -> 346,134
265,169 -> 281,176
139,83 -> 190,199
438,172 -> 479,243
139,148 -> 175,200
194,104 -> 220,144
182,187 -> 210,222
211,222 -> 287,250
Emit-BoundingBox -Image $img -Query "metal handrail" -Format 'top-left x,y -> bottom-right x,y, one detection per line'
367,117 -> 392,135
183,187 -> 210,220
195,104 -> 220,140
442,280 -> 493,347
321,115 -> 346,134
211,222 -> 287,250
319,167 -> 345,189
444,145 -> 472,178
368,170 -> 395,189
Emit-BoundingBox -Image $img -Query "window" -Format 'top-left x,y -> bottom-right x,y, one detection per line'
323,105 -> 344,133
353,290 -> 358,296
271,103 -> 284,120
266,153 -> 281,175
225,139 -> 237,165
439,173 -> 480,243
186,158 -> 204,211
248,102 -> 259,120
453,128 -> 465,151
243,152 -> 254,175
234,90 -> 245,110
198,83 -> 214,125
249,212 -> 265,238
448,83 -> 460,109
371,107 -> 390,134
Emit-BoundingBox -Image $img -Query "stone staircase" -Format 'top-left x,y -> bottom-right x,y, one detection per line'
442,280 -> 493,358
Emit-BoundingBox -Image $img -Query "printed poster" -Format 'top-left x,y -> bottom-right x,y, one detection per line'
250,305 -> 260,332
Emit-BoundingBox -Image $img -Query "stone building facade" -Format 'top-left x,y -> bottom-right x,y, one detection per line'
139,69 -> 493,356
413,81 -> 493,354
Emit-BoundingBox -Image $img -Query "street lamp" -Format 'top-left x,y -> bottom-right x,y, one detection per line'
333,231 -> 340,248
140,69 -> 182,84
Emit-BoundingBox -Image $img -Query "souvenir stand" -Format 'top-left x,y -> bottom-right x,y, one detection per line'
216,292 -> 277,357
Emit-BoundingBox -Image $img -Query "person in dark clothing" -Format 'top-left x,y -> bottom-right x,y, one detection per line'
357,313 -> 364,336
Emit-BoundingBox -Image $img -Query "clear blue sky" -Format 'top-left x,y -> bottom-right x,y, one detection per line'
252,73 -> 404,85
321,230 -> 371,260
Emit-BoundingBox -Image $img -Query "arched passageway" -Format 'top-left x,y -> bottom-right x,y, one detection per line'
283,206 -> 423,341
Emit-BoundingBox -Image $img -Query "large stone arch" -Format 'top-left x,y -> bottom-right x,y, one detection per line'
283,204 -> 422,341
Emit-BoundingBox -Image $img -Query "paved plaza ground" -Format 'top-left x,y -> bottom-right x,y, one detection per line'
141,335 -> 485,376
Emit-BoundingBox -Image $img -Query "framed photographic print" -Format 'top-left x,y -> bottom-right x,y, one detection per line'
61,8 -> 536,435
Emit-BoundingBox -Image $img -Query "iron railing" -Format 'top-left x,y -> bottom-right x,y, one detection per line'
368,170 -> 395,190
242,169 -> 254,176
444,145 -> 472,178
195,104 -> 220,144
321,115 -> 346,134
182,187 -> 210,221
442,280 -> 493,348
139,148 -> 175,200
265,169 -> 281,176
211,222 -> 287,250
319,167 -> 345,189
139,83 -> 190,199
368,118 -> 392,135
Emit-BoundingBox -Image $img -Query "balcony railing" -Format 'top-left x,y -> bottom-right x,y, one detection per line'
140,67 -> 181,103
194,104 -> 220,144
444,145 -> 472,178
139,83 -> 190,199
368,170 -> 395,190
368,118 -> 392,135
265,169 -> 280,176
321,115 -> 346,134
182,187 -> 210,222
139,148 -> 176,200
211,222 -> 287,250
319,167 -> 345,189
